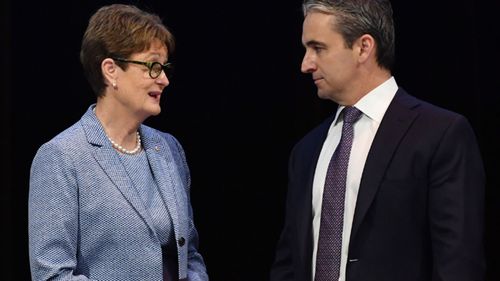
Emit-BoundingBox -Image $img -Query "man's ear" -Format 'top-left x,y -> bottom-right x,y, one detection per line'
101,58 -> 118,88
356,34 -> 376,64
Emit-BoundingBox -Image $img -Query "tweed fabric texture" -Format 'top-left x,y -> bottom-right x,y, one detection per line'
29,105 -> 208,281
118,151 -> 175,246
315,107 -> 362,281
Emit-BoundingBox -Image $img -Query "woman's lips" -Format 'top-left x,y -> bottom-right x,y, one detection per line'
148,91 -> 162,101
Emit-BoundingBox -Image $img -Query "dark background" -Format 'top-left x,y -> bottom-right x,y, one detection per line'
2,0 -> 499,280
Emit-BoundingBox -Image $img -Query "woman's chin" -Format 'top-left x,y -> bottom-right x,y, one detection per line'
149,105 -> 162,116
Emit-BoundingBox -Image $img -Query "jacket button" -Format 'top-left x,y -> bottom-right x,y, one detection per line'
178,237 -> 186,247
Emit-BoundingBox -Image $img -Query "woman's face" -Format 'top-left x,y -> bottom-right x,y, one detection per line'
113,39 -> 169,119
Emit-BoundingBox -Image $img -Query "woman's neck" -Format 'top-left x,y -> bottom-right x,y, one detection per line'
94,99 -> 143,150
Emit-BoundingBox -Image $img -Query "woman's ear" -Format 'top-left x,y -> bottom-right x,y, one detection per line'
101,58 -> 118,89
356,34 -> 375,64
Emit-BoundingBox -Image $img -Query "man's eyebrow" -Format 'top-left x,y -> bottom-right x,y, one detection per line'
304,40 -> 327,48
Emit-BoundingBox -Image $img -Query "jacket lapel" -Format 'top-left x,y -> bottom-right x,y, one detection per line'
296,114 -> 336,274
141,126 -> 183,245
350,90 -> 420,239
80,106 -> 157,234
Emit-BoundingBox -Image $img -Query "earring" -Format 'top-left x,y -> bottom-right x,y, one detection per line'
112,81 -> 117,88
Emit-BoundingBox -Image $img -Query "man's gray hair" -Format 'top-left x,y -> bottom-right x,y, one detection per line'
303,0 -> 395,71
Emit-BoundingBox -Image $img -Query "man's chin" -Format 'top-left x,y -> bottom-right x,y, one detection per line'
316,89 -> 331,100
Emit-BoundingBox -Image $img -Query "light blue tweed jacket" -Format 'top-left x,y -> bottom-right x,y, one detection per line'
29,105 -> 208,281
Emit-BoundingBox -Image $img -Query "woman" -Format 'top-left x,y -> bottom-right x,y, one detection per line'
28,4 -> 208,281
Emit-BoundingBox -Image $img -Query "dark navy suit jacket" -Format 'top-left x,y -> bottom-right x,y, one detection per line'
271,89 -> 485,281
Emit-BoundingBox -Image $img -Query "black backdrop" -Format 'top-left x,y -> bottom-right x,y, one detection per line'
2,0 -> 499,280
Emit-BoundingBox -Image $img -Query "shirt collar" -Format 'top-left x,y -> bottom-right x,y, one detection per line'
333,76 -> 398,124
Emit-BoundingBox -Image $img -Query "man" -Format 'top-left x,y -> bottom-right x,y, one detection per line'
270,1 -> 485,281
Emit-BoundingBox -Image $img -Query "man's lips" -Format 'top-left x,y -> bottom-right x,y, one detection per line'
313,77 -> 324,83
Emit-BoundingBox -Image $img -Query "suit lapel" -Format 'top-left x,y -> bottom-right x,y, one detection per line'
350,90 -> 420,239
141,126 -> 183,245
93,147 -> 158,233
80,106 -> 157,234
296,114 -> 336,273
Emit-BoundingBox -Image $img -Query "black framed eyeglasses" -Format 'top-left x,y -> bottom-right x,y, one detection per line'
112,58 -> 173,79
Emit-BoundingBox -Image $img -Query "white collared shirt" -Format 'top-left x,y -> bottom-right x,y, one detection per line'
311,77 -> 399,281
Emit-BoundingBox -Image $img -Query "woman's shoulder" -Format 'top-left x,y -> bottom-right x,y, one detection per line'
140,124 -> 181,147
140,125 -> 187,163
36,121 -> 87,157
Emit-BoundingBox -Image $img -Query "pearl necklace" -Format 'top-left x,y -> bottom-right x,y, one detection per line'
93,107 -> 142,154
107,131 -> 142,155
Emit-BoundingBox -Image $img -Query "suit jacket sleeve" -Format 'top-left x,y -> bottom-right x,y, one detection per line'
29,142 -> 96,281
270,145 -> 300,281
428,115 -> 485,281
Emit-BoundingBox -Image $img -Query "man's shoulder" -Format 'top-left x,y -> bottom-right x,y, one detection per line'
392,89 -> 469,128
292,115 -> 335,156
395,89 -> 464,118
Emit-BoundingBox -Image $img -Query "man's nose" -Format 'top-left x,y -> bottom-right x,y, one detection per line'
301,52 -> 316,73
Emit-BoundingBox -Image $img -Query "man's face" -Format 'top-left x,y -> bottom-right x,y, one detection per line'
301,12 -> 358,104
